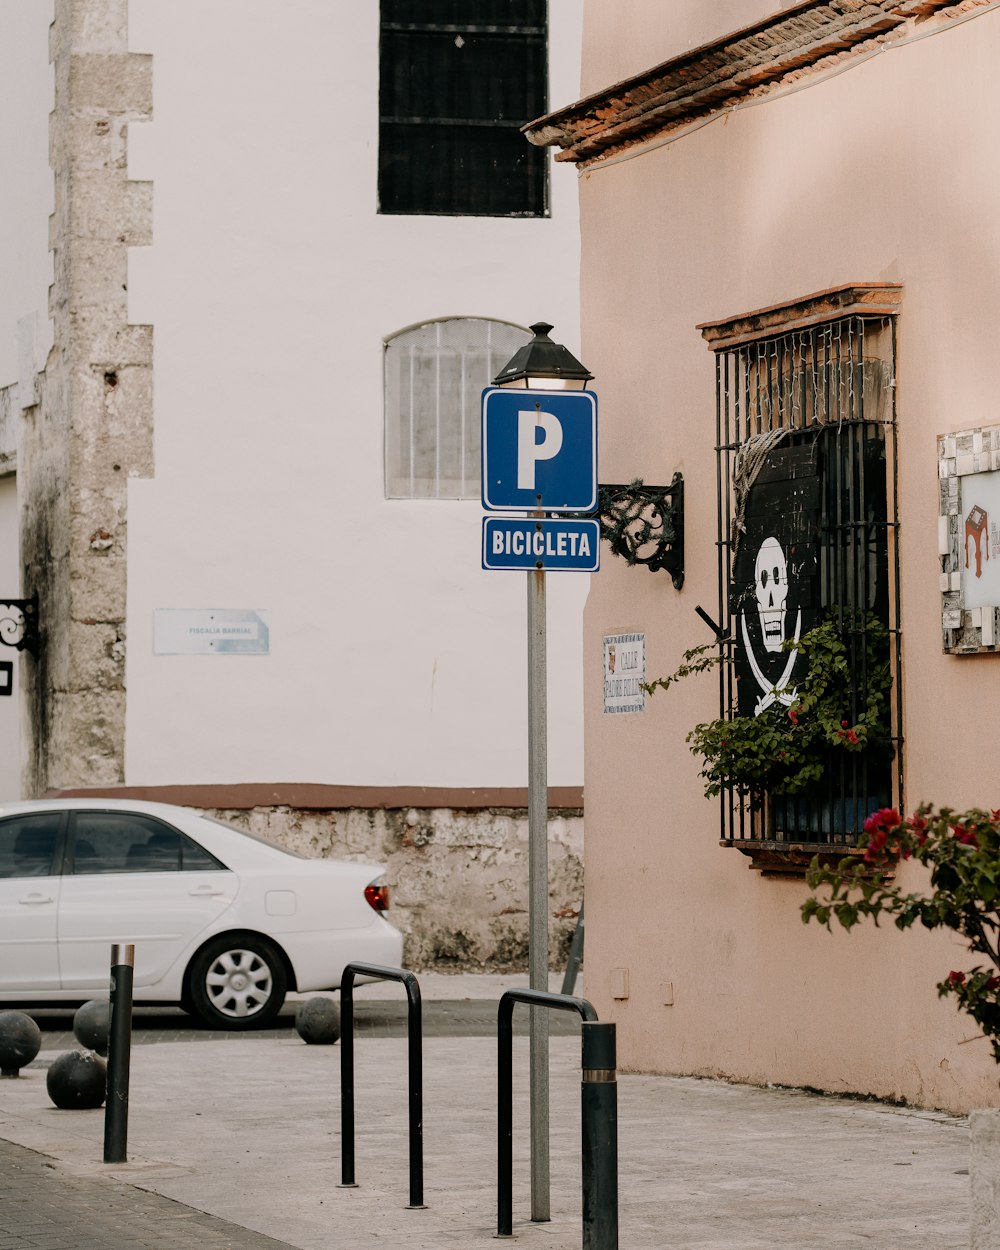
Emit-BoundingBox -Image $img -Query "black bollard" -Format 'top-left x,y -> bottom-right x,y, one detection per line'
0,1010 -> 41,1077
581,1021 -> 618,1250
295,996 -> 341,1044
74,1000 -> 110,1056
47,1049 -> 106,1109
103,943 -> 134,1164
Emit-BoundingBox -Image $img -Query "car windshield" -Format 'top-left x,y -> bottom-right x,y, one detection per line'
199,815 -> 308,858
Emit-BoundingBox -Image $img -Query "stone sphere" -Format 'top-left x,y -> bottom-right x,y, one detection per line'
73,1000 -> 110,1055
0,1010 -> 42,1077
294,996 -> 341,1045
46,1049 -> 107,1110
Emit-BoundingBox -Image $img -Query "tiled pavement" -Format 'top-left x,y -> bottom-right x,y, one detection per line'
0,1137 -> 298,1250
1,977 -> 581,1250
0,975 -> 976,1249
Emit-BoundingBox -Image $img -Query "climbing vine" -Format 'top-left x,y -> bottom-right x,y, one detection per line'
644,615 -> 892,804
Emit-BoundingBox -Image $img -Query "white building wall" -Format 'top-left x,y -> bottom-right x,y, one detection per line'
123,1 -> 585,789
0,0 -> 53,394
0,0 -> 52,797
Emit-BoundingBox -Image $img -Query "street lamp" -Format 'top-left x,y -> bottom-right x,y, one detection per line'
496,324 -> 685,589
493,322 -> 593,391
492,321 -> 593,1225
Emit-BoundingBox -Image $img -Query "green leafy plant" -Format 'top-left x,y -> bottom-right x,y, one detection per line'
803,805 -> 1000,1063
645,616 -> 892,804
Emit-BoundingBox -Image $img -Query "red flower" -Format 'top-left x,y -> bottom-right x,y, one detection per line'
788,706 -> 800,725
904,813 -> 929,847
864,808 -> 901,834
863,809 -> 903,861
987,977 -> 1000,992
948,970 -> 967,987
864,828 -> 890,862
951,824 -> 979,847
841,719 -> 849,728
846,730 -> 859,745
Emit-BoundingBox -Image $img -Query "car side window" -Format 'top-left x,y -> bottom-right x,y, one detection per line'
180,836 -> 225,870
0,813 -> 62,878
70,813 -> 224,874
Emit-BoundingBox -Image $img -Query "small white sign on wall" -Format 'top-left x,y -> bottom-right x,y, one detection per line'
939,426 -> 1000,653
603,632 -> 645,714
154,609 -> 270,655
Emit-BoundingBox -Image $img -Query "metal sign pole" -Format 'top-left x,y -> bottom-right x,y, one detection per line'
527,561 -> 550,1222
481,350 -> 596,1226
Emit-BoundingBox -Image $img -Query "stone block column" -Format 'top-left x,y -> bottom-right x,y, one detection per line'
20,0 -> 153,793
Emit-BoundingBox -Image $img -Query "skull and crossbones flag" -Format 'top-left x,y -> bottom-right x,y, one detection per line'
731,438 -> 821,718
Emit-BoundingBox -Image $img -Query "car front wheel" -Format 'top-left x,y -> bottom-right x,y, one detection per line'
187,934 -> 288,1030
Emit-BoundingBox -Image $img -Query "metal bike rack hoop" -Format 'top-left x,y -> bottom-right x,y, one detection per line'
339,961 -> 425,1210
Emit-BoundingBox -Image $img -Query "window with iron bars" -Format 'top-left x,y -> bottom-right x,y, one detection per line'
384,317 -> 531,499
710,309 -> 902,858
378,0 -> 548,218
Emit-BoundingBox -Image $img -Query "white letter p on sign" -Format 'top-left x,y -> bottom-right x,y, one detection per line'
517,410 -> 563,491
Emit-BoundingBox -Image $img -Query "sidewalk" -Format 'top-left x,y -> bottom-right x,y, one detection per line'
0,974 -> 972,1249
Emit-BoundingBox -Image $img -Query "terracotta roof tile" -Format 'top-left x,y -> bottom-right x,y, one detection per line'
525,0 -> 983,165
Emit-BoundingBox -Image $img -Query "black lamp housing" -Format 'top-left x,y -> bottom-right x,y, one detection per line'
492,322 -> 594,390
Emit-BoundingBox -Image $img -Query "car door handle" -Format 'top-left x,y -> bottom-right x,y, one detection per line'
19,892 -> 55,905
188,885 -> 225,897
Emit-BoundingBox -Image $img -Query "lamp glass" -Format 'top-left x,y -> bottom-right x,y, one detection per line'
526,375 -> 587,391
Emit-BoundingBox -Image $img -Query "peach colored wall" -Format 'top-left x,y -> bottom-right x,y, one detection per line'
581,6 -> 1000,1112
581,0 -> 796,95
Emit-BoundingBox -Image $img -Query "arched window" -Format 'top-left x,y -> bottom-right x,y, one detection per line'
384,317 -> 531,499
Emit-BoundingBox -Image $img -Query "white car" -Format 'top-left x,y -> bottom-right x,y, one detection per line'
0,798 -> 404,1029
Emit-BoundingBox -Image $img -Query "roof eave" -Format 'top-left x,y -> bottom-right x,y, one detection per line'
524,0 -> 973,166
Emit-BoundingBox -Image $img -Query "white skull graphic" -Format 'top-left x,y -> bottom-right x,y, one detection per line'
754,535 -> 789,653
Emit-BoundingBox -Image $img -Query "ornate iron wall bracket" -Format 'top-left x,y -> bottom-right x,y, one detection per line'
0,596 -> 39,655
596,475 -> 684,589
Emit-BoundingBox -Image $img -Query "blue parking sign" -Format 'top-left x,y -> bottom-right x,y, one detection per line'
481,388 -> 598,512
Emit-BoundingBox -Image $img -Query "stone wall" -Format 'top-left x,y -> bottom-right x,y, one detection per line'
21,0 -> 153,797
207,804 -> 584,972
0,386 -> 19,470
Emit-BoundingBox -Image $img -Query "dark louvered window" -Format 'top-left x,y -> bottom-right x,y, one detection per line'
379,0 -> 548,217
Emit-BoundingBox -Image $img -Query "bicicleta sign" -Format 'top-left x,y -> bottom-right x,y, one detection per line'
480,388 -> 599,572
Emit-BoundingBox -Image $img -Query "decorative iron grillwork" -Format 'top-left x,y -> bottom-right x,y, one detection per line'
0,597 -> 39,656
712,314 -> 902,855
596,475 -> 683,588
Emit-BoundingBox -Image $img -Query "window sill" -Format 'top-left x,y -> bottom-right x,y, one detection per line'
721,841 -> 893,879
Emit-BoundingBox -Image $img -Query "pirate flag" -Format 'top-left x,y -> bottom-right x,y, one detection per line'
731,437 -> 821,718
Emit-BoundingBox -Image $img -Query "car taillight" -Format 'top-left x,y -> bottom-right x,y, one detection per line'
364,875 -> 390,913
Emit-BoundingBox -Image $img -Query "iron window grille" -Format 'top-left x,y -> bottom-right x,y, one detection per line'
713,312 -> 902,855
384,317 -> 531,499
378,0 -> 548,218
